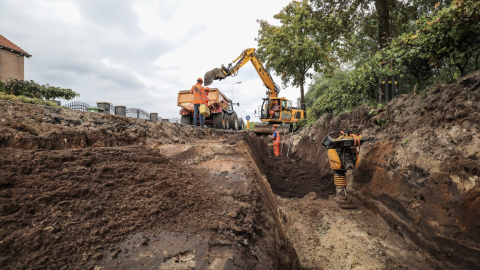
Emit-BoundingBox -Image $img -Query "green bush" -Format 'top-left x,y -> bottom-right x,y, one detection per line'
0,92 -> 61,107
296,118 -> 316,129
4,79 -> 79,100
0,80 -> 5,94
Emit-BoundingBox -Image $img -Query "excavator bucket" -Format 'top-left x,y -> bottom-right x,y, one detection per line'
204,68 -> 226,86
253,123 -> 292,135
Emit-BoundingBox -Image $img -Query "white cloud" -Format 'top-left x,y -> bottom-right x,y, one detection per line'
0,0 -> 309,120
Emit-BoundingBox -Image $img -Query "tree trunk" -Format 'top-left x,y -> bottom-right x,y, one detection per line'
375,0 -> 390,49
300,80 -> 306,111
456,63 -> 466,77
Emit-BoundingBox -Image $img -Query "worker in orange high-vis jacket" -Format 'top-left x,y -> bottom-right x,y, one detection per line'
191,78 -> 205,127
268,124 -> 281,156
204,87 -> 211,106
269,101 -> 280,119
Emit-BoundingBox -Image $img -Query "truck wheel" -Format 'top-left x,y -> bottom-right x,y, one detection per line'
228,113 -> 238,130
181,115 -> 191,125
238,118 -> 244,130
213,112 -> 224,129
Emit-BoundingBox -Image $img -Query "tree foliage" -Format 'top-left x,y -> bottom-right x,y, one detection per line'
304,69 -> 348,108
306,0 -> 480,119
256,0 -> 336,106
4,79 -> 79,101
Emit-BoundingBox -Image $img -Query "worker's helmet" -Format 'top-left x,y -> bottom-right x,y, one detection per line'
205,87 -> 210,91
273,124 -> 278,128
197,77 -> 203,83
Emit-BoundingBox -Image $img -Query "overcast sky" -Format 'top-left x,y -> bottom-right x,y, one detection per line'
0,0 -> 309,120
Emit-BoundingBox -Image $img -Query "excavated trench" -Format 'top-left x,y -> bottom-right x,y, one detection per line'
2,71 -> 480,270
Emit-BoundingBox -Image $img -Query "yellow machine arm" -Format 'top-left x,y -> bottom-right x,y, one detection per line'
204,48 -> 281,97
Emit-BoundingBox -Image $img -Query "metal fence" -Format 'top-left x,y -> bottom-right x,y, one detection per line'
65,101 -> 90,111
108,103 -> 115,114
126,107 -> 150,119
65,101 -> 155,120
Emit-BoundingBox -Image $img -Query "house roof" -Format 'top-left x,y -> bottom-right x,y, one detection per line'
0,34 -> 31,57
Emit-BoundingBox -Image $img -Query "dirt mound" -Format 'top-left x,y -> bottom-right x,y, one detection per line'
0,100 -> 213,151
0,146 -> 219,269
291,70 -> 480,269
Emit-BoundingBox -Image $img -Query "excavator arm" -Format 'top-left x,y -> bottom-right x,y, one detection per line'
204,48 -> 280,97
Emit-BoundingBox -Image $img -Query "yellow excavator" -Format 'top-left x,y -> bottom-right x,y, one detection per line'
204,48 -> 305,134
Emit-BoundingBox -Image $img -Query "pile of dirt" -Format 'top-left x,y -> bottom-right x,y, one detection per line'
0,100 -> 213,151
291,70 -> 480,269
0,146 -> 219,269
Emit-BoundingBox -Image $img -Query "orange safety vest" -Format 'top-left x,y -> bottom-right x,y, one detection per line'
273,130 -> 280,142
272,130 -> 281,156
191,83 -> 205,105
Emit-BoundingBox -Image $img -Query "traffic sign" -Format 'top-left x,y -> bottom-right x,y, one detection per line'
246,115 -> 250,120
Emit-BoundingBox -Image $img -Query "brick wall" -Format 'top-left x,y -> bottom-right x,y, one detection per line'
0,48 -> 24,81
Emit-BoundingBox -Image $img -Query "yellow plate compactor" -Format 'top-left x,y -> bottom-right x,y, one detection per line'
322,131 -> 368,209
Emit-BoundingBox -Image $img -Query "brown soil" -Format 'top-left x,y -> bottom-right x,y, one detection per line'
263,156 -> 334,199
241,135 -> 334,199
0,146 -> 219,269
276,194 -> 449,270
0,102 -> 300,270
289,70 -> 480,269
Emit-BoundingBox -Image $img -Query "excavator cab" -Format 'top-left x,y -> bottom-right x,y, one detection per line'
259,98 -> 281,120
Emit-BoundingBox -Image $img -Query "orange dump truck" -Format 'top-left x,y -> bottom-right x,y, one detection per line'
177,88 -> 244,130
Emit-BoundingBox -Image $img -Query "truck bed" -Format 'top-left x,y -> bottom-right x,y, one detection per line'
177,88 -> 230,112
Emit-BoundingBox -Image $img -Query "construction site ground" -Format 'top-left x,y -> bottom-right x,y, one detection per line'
1,71 -> 480,270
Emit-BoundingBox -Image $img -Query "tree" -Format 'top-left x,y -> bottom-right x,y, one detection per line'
311,0 -> 447,59
307,0 -> 480,118
256,0 -> 336,110
304,69 -> 348,108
